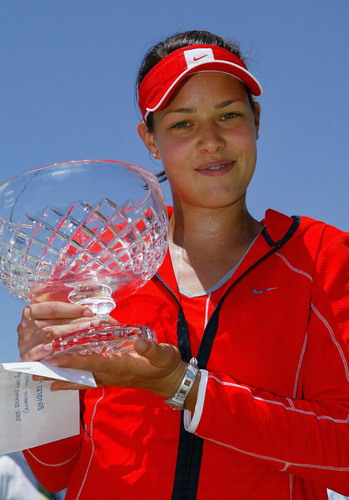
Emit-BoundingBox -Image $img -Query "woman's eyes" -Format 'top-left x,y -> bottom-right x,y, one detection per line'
170,112 -> 241,129
171,121 -> 191,129
219,112 -> 240,121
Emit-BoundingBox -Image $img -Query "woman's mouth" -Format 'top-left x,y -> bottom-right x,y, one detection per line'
207,164 -> 228,170
196,161 -> 235,176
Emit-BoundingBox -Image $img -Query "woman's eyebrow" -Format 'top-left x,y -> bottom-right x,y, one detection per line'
166,107 -> 196,114
214,99 -> 241,110
165,99 -> 243,116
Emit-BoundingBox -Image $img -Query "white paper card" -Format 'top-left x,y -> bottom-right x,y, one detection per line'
1,361 -> 97,387
0,363 -> 94,455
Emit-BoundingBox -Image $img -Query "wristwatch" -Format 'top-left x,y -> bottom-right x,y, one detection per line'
165,357 -> 199,410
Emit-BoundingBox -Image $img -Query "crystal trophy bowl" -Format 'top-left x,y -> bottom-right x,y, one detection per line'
0,160 -> 168,356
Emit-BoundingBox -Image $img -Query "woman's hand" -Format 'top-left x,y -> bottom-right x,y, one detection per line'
47,337 -> 187,399
17,301 -> 107,361
18,302 -> 188,402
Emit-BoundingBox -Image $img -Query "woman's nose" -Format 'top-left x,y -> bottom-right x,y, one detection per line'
197,122 -> 226,154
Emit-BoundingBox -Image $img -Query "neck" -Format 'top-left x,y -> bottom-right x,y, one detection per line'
170,198 -> 262,255
168,199 -> 263,295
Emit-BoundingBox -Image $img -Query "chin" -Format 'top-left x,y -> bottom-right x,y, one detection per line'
191,199 -> 241,210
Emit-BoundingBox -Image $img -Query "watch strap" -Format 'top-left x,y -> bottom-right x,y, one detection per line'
165,357 -> 199,410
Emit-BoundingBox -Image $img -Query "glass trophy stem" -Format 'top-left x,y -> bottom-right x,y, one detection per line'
74,296 -> 115,320
67,282 -> 115,319
48,281 -> 157,357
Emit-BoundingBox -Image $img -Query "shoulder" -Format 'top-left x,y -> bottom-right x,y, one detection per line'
297,215 -> 349,260
263,210 -> 348,278
264,208 -> 348,246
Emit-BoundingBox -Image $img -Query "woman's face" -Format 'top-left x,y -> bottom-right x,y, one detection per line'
138,72 -> 260,210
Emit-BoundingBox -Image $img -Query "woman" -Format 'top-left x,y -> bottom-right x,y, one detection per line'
19,31 -> 349,499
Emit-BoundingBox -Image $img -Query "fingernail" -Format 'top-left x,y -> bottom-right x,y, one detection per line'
82,308 -> 94,317
79,321 -> 92,330
136,338 -> 148,353
43,342 -> 53,351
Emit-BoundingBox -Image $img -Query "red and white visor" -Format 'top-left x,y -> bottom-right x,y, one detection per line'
138,44 -> 262,120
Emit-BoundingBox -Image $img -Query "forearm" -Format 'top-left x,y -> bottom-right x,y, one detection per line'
185,370 -> 349,495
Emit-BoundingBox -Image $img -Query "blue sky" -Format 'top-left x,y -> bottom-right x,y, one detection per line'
0,0 -> 348,361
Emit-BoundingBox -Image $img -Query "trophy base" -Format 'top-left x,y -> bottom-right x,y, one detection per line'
48,324 -> 156,357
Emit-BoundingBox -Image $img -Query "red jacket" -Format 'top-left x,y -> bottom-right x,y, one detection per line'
24,210 -> 349,499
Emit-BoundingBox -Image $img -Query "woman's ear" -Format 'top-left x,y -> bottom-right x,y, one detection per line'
254,103 -> 261,139
137,121 -> 160,159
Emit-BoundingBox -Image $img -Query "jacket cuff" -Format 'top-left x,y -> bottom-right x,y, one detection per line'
183,369 -> 208,433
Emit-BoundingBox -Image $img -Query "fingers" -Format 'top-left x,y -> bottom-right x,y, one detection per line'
45,338 -> 185,398
50,381 -> 92,391
134,338 -> 181,370
32,374 -> 94,391
49,339 -> 181,374
19,319 -> 101,361
18,302 -> 95,335
17,300 -> 120,361
48,351 -> 115,374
